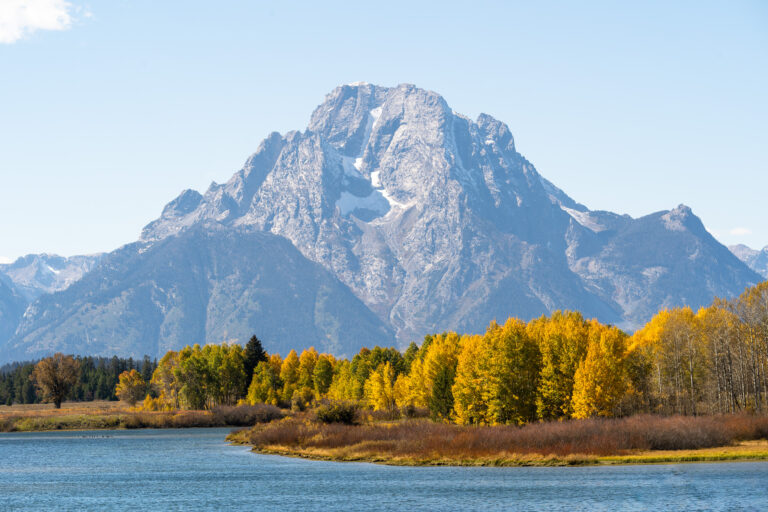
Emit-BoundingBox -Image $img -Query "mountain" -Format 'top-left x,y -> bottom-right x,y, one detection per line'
729,244 -> 768,278
2,83 -> 761,360
0,253 -> 103,301
0,275 -> 26,345
3,225 -> 393,361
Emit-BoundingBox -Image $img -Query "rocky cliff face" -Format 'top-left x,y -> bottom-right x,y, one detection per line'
730,244 -> 768,278
2,83 -> 761,360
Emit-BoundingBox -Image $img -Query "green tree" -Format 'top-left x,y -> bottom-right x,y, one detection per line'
243,335 -> 267,391
482,319 -> 541,425
313,355 -> 334,398
429,365 -> 455,421
247,360 -> 282,405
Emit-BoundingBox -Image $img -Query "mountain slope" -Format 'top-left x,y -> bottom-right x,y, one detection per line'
730,244 -> 768,278
3,83 -> 761,360
4,225 -> 393,360
0,276 -> 26,345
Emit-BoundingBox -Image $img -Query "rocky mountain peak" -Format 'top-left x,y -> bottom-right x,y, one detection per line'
3,83 -> 760,360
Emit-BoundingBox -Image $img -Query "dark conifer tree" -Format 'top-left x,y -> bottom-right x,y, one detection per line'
243,335 -> 268,389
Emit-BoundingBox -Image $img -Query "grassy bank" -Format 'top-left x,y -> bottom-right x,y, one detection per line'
0,401 -> 283,432
227,413 -> 768,467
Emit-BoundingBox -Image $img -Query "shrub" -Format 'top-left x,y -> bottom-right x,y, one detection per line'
210,404 -> 283,426
315,402 -> 358,424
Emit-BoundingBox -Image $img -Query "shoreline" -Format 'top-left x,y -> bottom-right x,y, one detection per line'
225,420 -> 768,468
3,414 -> 767,467
228,440 -> 768,467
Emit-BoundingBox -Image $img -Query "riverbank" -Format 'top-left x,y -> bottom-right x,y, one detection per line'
227,414 -> 768,467
0,401 -> 283,432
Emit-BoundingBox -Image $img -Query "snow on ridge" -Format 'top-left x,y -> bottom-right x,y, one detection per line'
336,105 -> 413,219
337,190 -> 389,216
342,156 -> 362,177
562,206 -> 605,233
353,107 -> 383,172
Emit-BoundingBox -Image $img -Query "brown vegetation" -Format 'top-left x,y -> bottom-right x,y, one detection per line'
232,413 -> 768,465
0,402 -> 283,432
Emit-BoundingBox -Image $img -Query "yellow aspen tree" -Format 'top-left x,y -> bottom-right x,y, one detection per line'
452,334 -> 488,424
421,332 -> 461,420
313,354 -> 335,399
482,319 -> 541,425
327,360 -> 357,400
280,350 -> 300,403
247,360 -> 281,405
115,369 -> 147,406
297,347 -> 319,392
527,311 -> 589,420
571,322 -> 629,418
364,362 -> 398,418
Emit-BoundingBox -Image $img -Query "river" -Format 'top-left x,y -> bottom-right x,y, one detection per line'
1,428 -> 766,510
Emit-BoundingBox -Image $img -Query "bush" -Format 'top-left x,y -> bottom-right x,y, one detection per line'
315,402 -> 358,425
210,404 -> 283,426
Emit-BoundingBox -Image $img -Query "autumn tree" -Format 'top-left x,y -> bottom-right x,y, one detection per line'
150,350 -> 182,409
214,344 -> 247,405
280,350 -> 300,403
313,354 -> 334,398
115,369 -> 147,406
365,362 -> 398,418
527,311 -> 589,420
30,353 -> 80,408
482,319 -> 541,425
174,346 -> 211,410
327,360 -> 357,400
452,334 -> 488,424
571,322 -> 629,418
247,360 -> 282,406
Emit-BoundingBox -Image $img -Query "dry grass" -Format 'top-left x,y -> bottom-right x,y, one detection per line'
0,400 -> 130,417
600,440 -> 768,464
231,414 -> 768,466
0,402 -> 283,432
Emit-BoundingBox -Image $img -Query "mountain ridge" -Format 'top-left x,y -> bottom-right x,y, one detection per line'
729,244 -> 768,278
1,83 -> 761,360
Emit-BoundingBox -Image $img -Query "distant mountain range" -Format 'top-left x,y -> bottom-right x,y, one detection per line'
729,244 -> 768,278
0,254 -> 103,301
0,83 -> 762,361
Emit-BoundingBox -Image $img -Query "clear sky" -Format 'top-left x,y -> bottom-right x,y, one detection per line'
1,0 -> 766,262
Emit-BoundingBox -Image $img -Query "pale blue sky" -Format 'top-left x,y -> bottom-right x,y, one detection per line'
1,0 -> 766,262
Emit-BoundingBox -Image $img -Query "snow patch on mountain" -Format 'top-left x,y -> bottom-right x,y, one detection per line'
562,206 -> 606,233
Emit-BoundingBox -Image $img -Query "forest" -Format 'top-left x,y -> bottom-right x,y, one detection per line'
132,281 -> 768,424
0,356 -> 155,406
4,281 -> 767,427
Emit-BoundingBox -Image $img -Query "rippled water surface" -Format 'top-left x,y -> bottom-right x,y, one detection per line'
1,428 -> 767,511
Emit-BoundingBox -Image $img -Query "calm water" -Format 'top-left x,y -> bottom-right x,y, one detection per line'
1,428 -> 767,511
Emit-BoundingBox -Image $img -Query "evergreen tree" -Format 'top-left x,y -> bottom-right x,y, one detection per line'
243,335 -> 268,390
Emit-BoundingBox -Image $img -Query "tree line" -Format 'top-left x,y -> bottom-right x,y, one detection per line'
0,355 -> 155,406
9,281 -> 768,423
